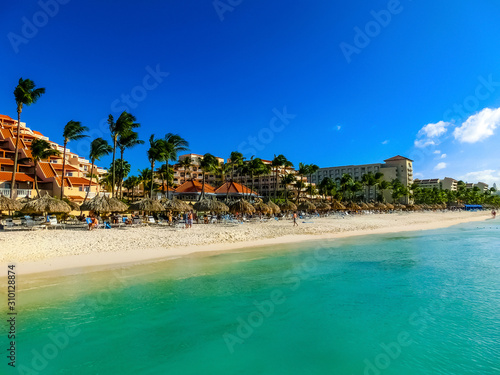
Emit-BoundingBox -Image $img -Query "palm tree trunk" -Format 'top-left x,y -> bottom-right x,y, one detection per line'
10,110 -> 22,199
83,160 -> 94,203
111,135 -> 117,197
34,160 -> 40,198
150,161 -> 155,198
60,141 -> 67,199
164,161 -> 169,199
119,148 -> 124,199
201,172 -> 206,201
274,167 -> 278,200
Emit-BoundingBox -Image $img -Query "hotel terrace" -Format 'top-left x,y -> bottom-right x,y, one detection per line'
0,114 -> 106,201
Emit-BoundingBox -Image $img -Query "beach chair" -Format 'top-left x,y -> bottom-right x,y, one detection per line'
47,216 -> 65,229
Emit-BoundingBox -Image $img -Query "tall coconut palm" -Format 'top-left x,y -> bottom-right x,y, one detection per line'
271,154 -> 293,200
117,130 -> 143,198
109,159 -> 131,196
11,78 -> 45,198
338,173 -> 354,201
308,164 -> 319,184
83,138 -> 112,203
30,139 -> 60,198
108,112 -> 140,197
281,173 -> 296,202
123,176 -> 140,202
378,180 -> 391,202
161,133 -> 189,197
228,151 -> 244,183
147,135 -> 163,198
157,163 -> 174,197
179,157 -> 193,181
199,153 -> 219,200
60,120 -> 88,199
137,168 -> 151,198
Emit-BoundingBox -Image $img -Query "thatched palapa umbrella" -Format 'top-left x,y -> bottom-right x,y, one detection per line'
0,195 -> 23,212
193,199 -> 229,213
316,202 -> 331,211
280,201 -> 297,212
374,202 -> 387,210
253,201 -> 271,214
229,199 -> 255,214
22,195 -> 72,214
266,200 -> 281,214
331,200 -> 346,211
298,201 -> 316,211
359,202 -> 370,210
163,198 -> 191,212
346,201 -> 361,211
385,203 -> 395,210
80,194 -> 128,214
129,198 -> 164,212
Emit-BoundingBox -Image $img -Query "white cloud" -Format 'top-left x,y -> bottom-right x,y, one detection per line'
418,121 -> 451,138
441,153 -> 447,159
433,150 -> 441,154
336,125 -> 342,131
414,139 -> 436,148
381,140 -> 389,145
413,172 -> 424,179
434,162 -> 447,171
460,170 -> 500,186
453,107 -> 500,143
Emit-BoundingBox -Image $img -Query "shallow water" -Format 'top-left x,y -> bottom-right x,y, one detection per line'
6,220 -> 500,374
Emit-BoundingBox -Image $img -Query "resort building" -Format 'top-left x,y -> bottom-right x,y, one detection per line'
466,181 -> 489,192
308,155 -> 414,203
414,177 -> 457,191
0,114 -> 107,201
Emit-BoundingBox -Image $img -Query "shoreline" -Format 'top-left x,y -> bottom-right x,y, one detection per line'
0,211 -> 492,277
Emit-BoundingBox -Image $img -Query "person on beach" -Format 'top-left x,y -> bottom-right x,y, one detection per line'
492,210 -> 497,219
168,211 -> 173,226
187,211 -> 193,228
293,212 -> 298,226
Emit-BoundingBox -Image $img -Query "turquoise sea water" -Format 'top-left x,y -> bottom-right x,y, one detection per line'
6,220 -> 500,374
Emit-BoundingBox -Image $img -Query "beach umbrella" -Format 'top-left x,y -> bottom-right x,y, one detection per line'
385,203 -> 395,210
163,198 -> 191,212
193,199 -> 229,213
298,201 -> 316,211
266,200 -> 281,214
0,195 -> 23,212
280,201 -> 297,212
331,200 -> 346,211
63,199 -> 81,211
253,201 -> 271,214
129,198 -> 164,212
80,194 -> 128,213
359,202 -> 370,210
17,196 -> 33,204
346,201 -> 361,211
21,195 -> 72,214
316,202 -> 331,211
229,199 -> 255,214
374,202 -> 387,210
366,202 -> 375,210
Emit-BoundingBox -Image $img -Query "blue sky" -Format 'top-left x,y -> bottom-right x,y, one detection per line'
1,0 -> 500,186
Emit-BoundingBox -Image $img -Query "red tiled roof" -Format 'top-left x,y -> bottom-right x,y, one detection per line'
384,155 -> 413,162
0,171 -> 34,182
175,180 -> 215,194
64,177 -> 98,186
157,183 -> 177,192
33,131 -> 44,136
0,115 -> 16,122
0,158 -> 30,166
215,181 -> 258,196
38,162 -> 57,178
52,164 -> 80,172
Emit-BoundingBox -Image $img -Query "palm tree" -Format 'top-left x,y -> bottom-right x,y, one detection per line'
83,138 -> 112,203
271,154 -> 293,200
147,135 -> 163,198
162,133 -> 189,197
373,172 -> 384,201
108,112 -> 140,197
308,164 -> 319,184
199,153 -> 219,200
60,120 -> 89,199
30,139 -> 60,197
109,159 -> 130,197
306,184 -> 318,199
294,180 -> 306,203
243,157 -> 267,200
11,78 -> 45,198
178,157 -> 194,181
281,173 -> 296,202
157,163 -> 174,197
378,180 -> 391,202
228,151 -> 244,183
123,176 -> 140,201
117,130 -> 144,198
137,168 -> 151,198
338,174 -> 354,201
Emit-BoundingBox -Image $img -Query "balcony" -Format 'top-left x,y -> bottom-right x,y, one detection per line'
0,189 -> 33,198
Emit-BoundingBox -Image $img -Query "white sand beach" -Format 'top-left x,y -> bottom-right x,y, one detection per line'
0,211 -> 492,276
